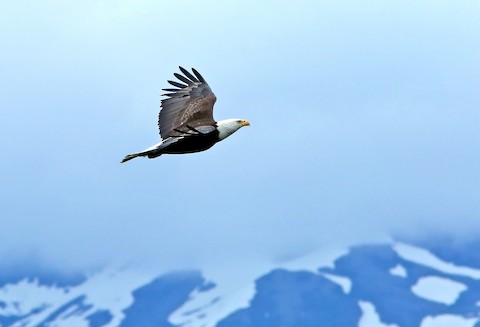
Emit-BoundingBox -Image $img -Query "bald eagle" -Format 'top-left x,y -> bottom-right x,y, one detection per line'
121,67 -> 250,163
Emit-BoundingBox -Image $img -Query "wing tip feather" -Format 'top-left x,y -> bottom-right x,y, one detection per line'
174,72 -> 193,85
191,68 -> 206,83
168,80 -> 187,88
179,66 -> 199,83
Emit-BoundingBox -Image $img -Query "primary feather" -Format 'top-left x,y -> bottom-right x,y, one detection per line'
159,66 -> 217,139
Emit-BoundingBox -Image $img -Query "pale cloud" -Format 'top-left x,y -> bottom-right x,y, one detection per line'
0,0 -> 479,271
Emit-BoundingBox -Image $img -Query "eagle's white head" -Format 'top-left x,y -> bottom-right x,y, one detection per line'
217,118 -> 250,141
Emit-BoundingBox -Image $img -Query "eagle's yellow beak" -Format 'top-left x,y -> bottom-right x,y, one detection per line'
241,120 -> 250,127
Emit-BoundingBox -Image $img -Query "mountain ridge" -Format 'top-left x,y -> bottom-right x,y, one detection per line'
1,240 -> 479,327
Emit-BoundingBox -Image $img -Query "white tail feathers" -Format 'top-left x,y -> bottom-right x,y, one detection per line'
120,152 -> 142,163
121,142 -> 163,163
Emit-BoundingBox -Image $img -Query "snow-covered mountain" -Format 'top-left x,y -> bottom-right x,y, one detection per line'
1,240 -> 480,327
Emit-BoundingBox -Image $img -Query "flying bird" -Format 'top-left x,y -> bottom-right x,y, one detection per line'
121,67 -> 250,163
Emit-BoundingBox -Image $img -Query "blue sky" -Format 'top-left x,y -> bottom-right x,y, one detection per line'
1,0 -> 479,272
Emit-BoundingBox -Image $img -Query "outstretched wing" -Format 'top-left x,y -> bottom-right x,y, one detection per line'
158,67 -> 217,139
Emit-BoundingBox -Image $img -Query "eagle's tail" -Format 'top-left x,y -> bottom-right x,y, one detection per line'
120,152 -> 143,163
121,142 -> 164,163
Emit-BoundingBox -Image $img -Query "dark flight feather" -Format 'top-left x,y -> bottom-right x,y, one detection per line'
168,80 -> 187,88
157,67 -> 217,139
174,73 -> 194,85
192,68 -> 206,83
179,66 -> 199,83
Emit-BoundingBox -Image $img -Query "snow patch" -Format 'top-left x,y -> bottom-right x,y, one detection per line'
0,266 -> 158,327
411,276 -> 466,305
279,246 -> 348,273
358,301 -> 398,327
420,314 -> 478,327
321,273 -> 352,293
0,279 -> 68,316
54,314 -> 90,327
78,267 -> 157,327
393,243 -> 480,279
170,246 -> 348,327
169,282 -> 254,327
169,262 -> 271,327
389,264 -> 407,278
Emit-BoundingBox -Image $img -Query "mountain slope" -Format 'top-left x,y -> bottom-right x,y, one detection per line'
1,241 -> 479,327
